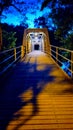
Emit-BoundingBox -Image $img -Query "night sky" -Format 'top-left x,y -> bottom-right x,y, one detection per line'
1,0 -> 51,28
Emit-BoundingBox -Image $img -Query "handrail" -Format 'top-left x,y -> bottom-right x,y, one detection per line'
51,49 -> 73,63
0,43 -> 73,79
0,46 -> 21,54
49,45 -> 73,53
0,54 -> 14,65
0,45 -> 25,75
50,52 -> 72,73
49,45 -> 73,78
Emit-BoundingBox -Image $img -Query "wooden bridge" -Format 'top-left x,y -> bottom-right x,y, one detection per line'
0,28 -> 73,130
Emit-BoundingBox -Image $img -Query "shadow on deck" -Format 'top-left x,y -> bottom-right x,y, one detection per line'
0,51 -> 73,130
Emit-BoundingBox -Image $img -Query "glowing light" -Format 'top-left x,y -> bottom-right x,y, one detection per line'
27,51 -> 46,57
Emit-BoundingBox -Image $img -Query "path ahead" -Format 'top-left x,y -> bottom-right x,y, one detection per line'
0,51 -> 73,130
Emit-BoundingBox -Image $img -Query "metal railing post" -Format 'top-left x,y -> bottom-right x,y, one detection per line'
71,51 -> 73,78
14,48 -> 16,61
21,45 -> 24,59
56,47 -> 58,63
50,45 -> 51,56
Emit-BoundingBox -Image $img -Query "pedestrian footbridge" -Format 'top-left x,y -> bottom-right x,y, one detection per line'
0,28 -> 73,130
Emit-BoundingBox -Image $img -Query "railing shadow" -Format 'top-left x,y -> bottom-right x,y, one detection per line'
53,76 -> 73,95
58,78 -> 73,94
0,57 -> 56,130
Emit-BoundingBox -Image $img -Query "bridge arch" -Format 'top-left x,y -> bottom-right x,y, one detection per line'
26,32 -> 46,52
22,28 -> 50,54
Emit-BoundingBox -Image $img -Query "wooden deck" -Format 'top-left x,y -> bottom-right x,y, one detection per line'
0,51 -> 73,130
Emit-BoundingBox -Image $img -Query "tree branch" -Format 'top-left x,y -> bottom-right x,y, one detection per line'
41,0 -> 51,10
10,3 -> 21,12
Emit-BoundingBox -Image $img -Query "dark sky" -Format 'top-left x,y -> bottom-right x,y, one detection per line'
2,0 -> 52,28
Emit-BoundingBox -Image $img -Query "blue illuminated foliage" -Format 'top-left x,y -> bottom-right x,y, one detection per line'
1,0 -> 52,28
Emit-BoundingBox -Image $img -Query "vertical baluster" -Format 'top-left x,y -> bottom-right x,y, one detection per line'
49,45 -> 52,56
56,47 -> 58,63
21,45 -> 24,59
50,45 -> 51,56
14,48 -> 16,61
71,51 -> 73,78
21,46 -> 23,59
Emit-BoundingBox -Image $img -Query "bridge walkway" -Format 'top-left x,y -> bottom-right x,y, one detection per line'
0,51 -> 73,130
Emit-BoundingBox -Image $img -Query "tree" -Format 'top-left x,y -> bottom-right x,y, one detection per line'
41,0 -> 73,49
34,16 -> 48,28
2,30 -> 17,50
2,23 -> 28,49
0,0 -> 25,50
0,0 -> 25,16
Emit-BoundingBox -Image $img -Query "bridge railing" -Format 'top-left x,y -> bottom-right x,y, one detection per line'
49,45 -> 73,78
0,45 -> 25,75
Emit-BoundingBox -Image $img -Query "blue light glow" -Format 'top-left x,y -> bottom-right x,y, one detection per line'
1,0 -> 51,28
